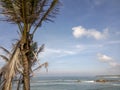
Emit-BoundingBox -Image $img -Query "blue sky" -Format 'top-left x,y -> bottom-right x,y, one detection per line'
0,0 -> 120,76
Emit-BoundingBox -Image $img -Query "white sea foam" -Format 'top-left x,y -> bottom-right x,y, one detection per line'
81,80 -> 95,83
31,79 -> 97,86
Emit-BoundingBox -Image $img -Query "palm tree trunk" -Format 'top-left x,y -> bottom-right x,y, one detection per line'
21,51 -> 30,90
3,80 -> 12,90
20,24 -> 30,90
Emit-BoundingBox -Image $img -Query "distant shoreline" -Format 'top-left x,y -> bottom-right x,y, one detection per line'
96,75 -> 120,78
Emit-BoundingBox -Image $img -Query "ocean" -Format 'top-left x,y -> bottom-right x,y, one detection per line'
29,76 -> 120,90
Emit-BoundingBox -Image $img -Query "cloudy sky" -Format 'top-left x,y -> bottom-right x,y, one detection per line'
0,0 -> 120,76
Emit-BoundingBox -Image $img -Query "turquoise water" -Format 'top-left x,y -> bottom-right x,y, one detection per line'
30,76 -> 120,90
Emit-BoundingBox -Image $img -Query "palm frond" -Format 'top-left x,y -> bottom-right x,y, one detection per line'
0,0 -> 60,34
37,44 -> 45,54
0,41 -> 23,90
16,75 -> 23,90
33,62 -> 48,72
0,46 -> 11,55
0,0 -> 60,89
0,55 -> 9,62
32,0 -> 60,34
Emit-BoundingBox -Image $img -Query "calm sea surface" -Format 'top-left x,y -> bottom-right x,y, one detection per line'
29,76 -> 120,90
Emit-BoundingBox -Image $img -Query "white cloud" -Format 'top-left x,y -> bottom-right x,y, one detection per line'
97,53 -> 112,62
40,48 -> 76,59
46,48 -> 61,53
72,26 -> 109,40
46,48 -> 76,55
75,44 -> 103,53
97,53 -> 120,67
109,62 -> 119,67
62,50 -> 75,55
72,26 -> 86,38
75,44 -> 86,50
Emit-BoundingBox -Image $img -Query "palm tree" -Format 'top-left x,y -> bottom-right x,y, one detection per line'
0,0 -> 60,90
0,41 -> 22,90
0,41 -> 48,90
